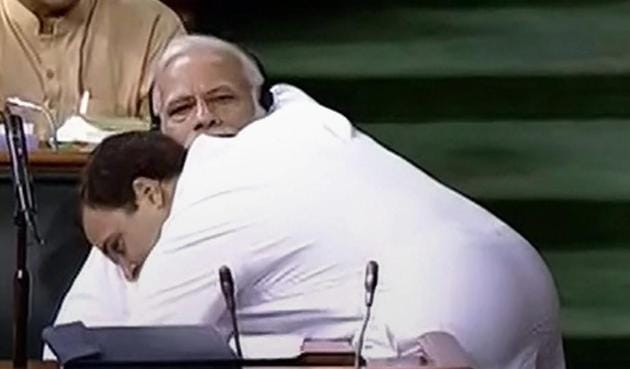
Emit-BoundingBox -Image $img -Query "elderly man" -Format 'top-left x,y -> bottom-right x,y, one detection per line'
151,35 -> 270,145
0,0 -> 185,140
50,43 -> 565,367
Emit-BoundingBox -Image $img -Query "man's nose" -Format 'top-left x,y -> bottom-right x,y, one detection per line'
193,100 -> 220,130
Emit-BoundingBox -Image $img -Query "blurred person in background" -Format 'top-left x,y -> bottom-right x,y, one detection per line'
0,0 -> 185,143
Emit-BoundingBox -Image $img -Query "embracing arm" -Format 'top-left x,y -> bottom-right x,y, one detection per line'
43,247 -> 130,359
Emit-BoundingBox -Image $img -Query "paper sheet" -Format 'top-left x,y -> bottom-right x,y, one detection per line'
229,334 -> 303,359
56,115 -> 115,144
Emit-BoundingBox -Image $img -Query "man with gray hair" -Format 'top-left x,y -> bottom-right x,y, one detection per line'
150,35 -> 270,146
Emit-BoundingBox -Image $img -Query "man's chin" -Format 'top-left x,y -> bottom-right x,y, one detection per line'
181,130 -> 239,148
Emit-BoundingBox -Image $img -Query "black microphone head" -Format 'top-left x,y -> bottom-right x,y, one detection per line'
365,260 -> 379,293
364,260 -> 379,308
219,266 -> 234,293
219,265 -> 235,309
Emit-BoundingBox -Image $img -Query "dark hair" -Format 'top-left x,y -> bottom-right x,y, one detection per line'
80,131 -> 187,210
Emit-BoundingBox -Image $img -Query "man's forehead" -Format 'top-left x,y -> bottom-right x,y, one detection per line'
82,207 -> 115,246
162,49 -> 243,82
157,51 -> 249,104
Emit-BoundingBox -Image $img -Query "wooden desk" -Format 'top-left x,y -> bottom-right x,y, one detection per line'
0,362 -> 56,369
0,150 -> 88,174
0,362 -> 466,369
0,340 -> 470,369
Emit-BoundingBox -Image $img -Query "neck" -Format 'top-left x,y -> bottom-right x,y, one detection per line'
148,177 -> 178,257
161,176 -> 179,221
18,0 -> 77,20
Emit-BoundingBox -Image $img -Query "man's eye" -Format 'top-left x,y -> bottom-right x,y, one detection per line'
168,104 -> 193,118
213,95 -> 235,104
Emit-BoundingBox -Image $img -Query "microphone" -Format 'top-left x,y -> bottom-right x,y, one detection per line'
3,109 -> 43,245
364,260 -> 378,307
2,107 -> 44,368
6,96 -> 58,150
218,266 -> 243,359
355,260 -> 379,369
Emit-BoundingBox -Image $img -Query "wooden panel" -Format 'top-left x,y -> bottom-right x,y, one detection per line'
0,151 -> 88,174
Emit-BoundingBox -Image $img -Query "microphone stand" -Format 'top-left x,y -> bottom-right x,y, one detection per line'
2,108 -> 44,368
355,261 -> 379,369
219,266 -> 243,359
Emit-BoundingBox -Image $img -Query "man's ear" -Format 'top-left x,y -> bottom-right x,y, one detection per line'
132,177 -> 164,208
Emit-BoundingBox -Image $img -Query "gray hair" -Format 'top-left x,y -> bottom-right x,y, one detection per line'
151,35 -> 265,114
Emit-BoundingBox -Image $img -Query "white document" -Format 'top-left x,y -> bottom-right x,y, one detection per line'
229,334 -> 303,359
56,115 -> 114,144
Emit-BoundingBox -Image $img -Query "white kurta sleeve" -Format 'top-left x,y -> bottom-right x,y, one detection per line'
44,247 -> 130,359
51,247 -> 130,325
125,194 -> 263,327
126,241 -> 229,326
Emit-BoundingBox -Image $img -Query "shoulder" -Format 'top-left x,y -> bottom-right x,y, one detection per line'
96,0 -> 183,29
98,0 -> 179,17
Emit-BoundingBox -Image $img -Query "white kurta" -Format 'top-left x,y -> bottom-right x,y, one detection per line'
50,85 -> 565,369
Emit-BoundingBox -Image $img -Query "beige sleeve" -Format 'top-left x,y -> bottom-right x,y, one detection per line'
137,6 -> 187,120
